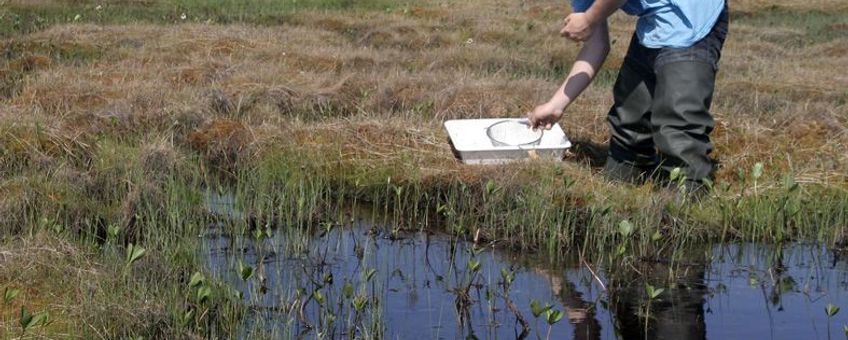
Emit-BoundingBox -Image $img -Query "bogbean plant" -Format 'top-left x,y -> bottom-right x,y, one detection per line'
641,284 -> 665,340
498,268 -> 531,338
224,222 -> 385,339
453,254 -> 483,332
825,303 -> 840,340
529,299 -> 563,340
2,287 -> 50,337
241,148 -> 848,270
214,151 -> 848,336
8,129 -> 846,338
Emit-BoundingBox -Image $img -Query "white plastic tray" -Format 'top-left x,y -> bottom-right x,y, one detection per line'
445,118 -> 571,164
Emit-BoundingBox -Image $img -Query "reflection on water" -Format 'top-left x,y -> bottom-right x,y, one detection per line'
705,244 -> 848,339
204,218 -> 848,339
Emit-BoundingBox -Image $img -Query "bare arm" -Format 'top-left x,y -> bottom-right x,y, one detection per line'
564,0 -> 626,41
585,0 -> 627,28
527,21 -> 610,130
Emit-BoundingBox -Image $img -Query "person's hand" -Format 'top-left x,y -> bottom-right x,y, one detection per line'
527,102 -> 564,130
561,12 -> 595,41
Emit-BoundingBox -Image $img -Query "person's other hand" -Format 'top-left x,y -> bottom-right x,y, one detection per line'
527,102 -> 563,130
561,12 -> 595,41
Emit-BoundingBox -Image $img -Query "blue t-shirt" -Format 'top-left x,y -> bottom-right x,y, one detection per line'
571,0 -> 725,48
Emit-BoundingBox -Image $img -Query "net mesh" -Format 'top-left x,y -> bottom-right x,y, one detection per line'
486,120 -> 543,147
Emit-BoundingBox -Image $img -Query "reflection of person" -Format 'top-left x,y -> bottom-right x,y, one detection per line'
538,258 -> 709,340
610,259 -> 708,340
539,269 -> 601,340
527,0 -> 728,195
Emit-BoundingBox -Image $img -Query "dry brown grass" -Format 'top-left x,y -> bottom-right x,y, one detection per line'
1,0 -> 846,208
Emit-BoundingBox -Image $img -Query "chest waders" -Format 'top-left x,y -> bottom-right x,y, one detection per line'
603,7 -> 729,195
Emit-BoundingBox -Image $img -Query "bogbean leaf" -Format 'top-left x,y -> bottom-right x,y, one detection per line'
196,286 -> 212,304
545,309 -> 563,325
19,307 -> 48,331
126,243 -> 146,265
783,176 -> 800,193
253,227 -> 265,241
107,224 -> 121,239
352,295 -> 368,311
646,284 -> 664,299
342,282 -> 354,299
530,299 -> 543,318
826,303 -> 840,317
562,176 -> 575,189
313,290 -> 325,306
468,259 -> 481,273
500,268 -> 514,285
237,261 -> 254,281
530,299 -> 551,318
618,220 -> 634,237
669,167 -> 682,182
181,308 -> 195,326
702,178 -> 714,191
650,230 -> 663,241
19,307 -> 32,330
231,287 -> 244,300
436,204 -> 447,215
363,268 -> 377,283
4,287 -> 20,304
752,162 -> 764,179
485,180 -> 497,195
188,272 -> 205,288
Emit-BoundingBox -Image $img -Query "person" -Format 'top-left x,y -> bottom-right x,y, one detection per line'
527,0 -> 728,195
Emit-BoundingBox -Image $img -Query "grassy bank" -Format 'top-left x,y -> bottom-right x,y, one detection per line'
1,0 -> 847,337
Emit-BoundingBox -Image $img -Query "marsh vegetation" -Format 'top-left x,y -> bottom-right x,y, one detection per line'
1,0 -> 846,338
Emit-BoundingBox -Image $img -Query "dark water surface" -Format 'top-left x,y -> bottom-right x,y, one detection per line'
202,197 -> 848,339
203,222 -> 848,339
